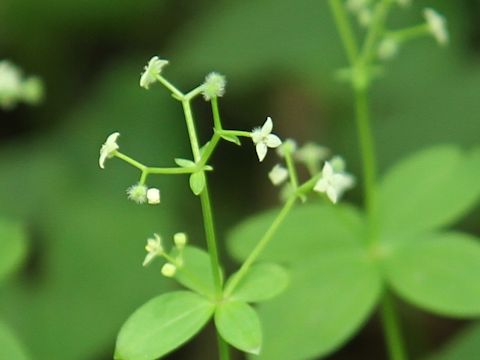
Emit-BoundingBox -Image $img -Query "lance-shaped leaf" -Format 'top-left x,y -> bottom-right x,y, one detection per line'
189,172 -> 206,195
115,291 -> 214,360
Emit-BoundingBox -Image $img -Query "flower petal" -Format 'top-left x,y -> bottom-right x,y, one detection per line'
322,161 -> 334,178
266,134 -> 282,148
256,143 -> 268,162
326,186 -> 338,204
261,117 -> 273,136
314,178 -> 328,193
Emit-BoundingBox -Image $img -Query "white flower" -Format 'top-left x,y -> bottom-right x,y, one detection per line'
314,161 -> 354,204
174,232 -> 187,249
424,8 -> 449,46
161,263 -> 177,277
99,132 -> 120,169
202,72 -> 226,100
295,142 -> 329,165
127,183 -> 148,204
251,117 -> 282,162
143,233 -> 163,266
140,56 -> 169,89
378,38 -> 399,60
147,188 -> 161,204
268,164 -> 289,186
0,60 -> 22,109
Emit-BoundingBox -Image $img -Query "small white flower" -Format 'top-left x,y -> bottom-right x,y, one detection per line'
143,233 -> 163,266
99,132 -> 120,169
251,117 -> 282,162
424,8 -> 449,46
174,232 -> 187,249
140,56 -> 169,89
378,38 -> 399,60
147,188 -> 161,204
202,72 -> 226,100
295,142 -> 329,165
314,161 -> 354,204
127,183 -> 148,204
161,263 -> 177,277
268,164 -> 289,186
0,60 -> 22,109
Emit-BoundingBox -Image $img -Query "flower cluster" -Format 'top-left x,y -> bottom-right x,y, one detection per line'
143,232 -> 188,277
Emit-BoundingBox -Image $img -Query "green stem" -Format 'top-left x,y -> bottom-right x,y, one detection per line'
328,0 -> 359,64
284,149 -> 299,190
156,75 -> 184,99
354,87 -> 378,244
380,292 -> 408,360
211,97 -> 222,130
181,99 -> 223,298
147,167 -> 195,174
218,129 -> 252,138
217,335 -> 231,360
224,196 -> 296,297
114,152 -> 147,171
197,133 -> 221,168
360,0 -> 393,65
387,24 -> 429,43
185,85 -> 204,100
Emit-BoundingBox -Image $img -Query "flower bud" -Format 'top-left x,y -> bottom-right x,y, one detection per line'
202,72 -> 226,100
147,188 -> 161,204
161,263 -> 177,277
174,232 -> 187,249
127,183 -> 148,204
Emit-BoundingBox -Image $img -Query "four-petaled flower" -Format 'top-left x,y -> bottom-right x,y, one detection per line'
99,132 -> 120,169
140,56 -> 169,90
143,233 -> 163,266
268,164 -> 289,186
424,8 -> 448,46
314,161 -> 354,204
251,117 -> 282,162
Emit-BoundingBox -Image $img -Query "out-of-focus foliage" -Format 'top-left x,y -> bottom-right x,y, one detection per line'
0,219 -> 26,283
0,321 -> 29,360
0,0 -> 479,358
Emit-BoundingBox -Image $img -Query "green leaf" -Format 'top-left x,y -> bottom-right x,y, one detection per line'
0,219 -> 27,284
214,300 -> 262,355
384,232 -> 480,317
228,203 -> 365,263
115,291 -> 214,360
175,246 -> 216,299
226,263 -> 289,303
378,146 -> 480,237
189,172 -> 206,196
220,133 -> 241,146
174,158 -> 195,168
0,321 -> 30,360
249,248 -> 381,360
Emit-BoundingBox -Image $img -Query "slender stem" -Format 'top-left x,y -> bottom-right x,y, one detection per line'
211,97 -> 222,130
359,0 -> 393,65
284,149 -> 299,190
328,0 -> 359,64
156,75 -> 184,99
114,151 -> 147,171
185,85 -> 204,101
224,196 -> 297,297
354,88 -> 378,244
380,292 -> 408,360
147,167 -> 195,174
181,99 -> 224,299
197,133 -> 221,168
387,24 -> 429,43
218,129 -> 252,138
217,335 -> 231,360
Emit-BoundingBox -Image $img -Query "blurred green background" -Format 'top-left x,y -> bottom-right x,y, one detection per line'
0,0 -> 479,359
